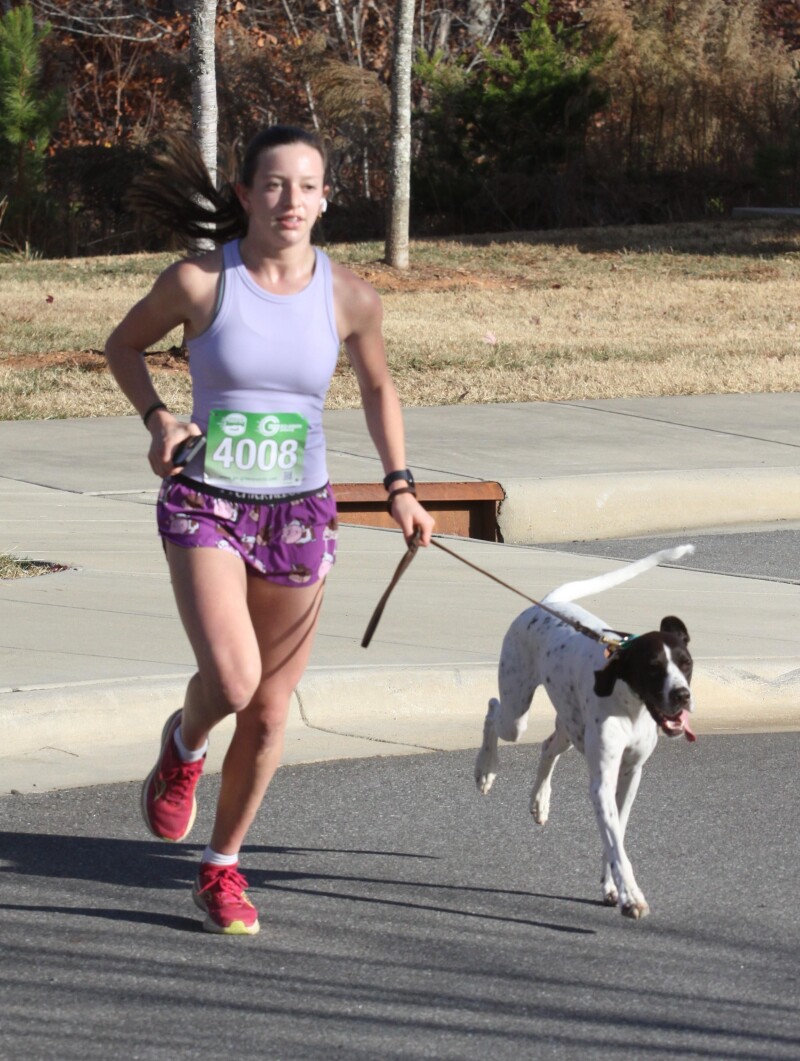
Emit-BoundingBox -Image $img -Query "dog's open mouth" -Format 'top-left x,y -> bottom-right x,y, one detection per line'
651,707 -> 697,742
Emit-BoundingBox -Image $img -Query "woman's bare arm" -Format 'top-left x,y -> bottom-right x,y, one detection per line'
333,264 -> 435,545
104,255 -> 218,476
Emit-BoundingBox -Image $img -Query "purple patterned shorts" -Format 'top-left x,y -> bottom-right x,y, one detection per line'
157,476 -> 338,586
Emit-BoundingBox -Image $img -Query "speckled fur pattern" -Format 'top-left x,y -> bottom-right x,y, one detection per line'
474,546 -> 695,920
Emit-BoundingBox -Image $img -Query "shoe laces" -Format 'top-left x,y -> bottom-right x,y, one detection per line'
159,756 -> 203,804
198,865 -> 249,900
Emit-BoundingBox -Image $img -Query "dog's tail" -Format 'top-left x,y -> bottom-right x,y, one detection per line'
543,545 -> 695,605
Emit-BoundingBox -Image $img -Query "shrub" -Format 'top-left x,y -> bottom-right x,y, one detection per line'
0,5 -> 62,251
583,0 -> 800,211
412,0 -> 610,231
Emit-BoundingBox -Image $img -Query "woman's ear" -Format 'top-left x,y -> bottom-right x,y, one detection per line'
234,182 -> 251,214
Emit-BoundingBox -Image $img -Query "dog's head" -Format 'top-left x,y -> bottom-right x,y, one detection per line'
594,616 -> 695,738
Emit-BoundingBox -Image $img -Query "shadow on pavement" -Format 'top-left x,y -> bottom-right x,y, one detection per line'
0,831 -> 596,936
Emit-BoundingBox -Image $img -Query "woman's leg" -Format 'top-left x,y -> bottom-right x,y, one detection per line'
209,576 -> 326,855
142,543 -> 265,844
165,542 -> 264,747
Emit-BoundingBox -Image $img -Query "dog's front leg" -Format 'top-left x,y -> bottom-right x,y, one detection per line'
600,761 -> 646,909
475,698 -> 501,794
586,730 -> 649,919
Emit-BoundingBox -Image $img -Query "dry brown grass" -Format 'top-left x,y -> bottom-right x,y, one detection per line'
584,0 -> 799,176
0,553 -> 66,578
1,218 -> 799,419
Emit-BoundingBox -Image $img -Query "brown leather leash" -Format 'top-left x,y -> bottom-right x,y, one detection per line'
360,530 -> 422,648
361,530 -> 629,650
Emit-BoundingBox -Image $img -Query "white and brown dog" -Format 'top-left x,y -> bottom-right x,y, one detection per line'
475,546 -> 696,919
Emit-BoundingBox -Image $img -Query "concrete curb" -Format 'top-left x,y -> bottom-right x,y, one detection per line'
3,660 -> 798,794
498,467 -> 800,543
2,399 -> 798,797
299,662 -> 800,738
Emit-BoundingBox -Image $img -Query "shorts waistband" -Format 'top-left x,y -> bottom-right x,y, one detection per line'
172,474 -> 330,505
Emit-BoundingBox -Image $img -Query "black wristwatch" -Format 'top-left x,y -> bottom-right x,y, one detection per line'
383,468 -> 415,491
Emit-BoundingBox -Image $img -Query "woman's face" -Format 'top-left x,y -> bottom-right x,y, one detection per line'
237,143 -> 328,247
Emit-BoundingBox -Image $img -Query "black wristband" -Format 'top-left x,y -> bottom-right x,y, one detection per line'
383,468 -> 415,491
142,401 -> 168,428
386,485 -> 417,512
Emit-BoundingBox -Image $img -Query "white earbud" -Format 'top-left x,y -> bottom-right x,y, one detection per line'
319,197 -> 328,214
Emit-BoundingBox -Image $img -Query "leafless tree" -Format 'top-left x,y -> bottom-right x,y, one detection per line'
29,1 -> 169,43
278,0 -> 320,129
466,0 -> 492,41
29,1 -> 174,143
186,0 -> 218,252
191,0 -> 218,187
385,0 -> 414,267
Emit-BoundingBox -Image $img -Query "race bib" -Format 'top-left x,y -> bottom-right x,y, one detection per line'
204,411 -> 309,488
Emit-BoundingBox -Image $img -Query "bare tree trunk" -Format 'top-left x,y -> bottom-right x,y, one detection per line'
466,0 -> 492,42
280,0 -> 320,130
385,0 -> 414,268
433,9 -> 452,53
330,0 -> 351,56
191,0 -> 217,182
190,0 -> 218,251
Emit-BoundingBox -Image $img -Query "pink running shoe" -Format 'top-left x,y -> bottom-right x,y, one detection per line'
193,863 -> 261,935
141,709 -> 204,842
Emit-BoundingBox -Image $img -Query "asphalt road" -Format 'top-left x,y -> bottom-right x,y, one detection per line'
2,734 -> 799,1061
537,520 -> 800,584
3,525 -> 799,1060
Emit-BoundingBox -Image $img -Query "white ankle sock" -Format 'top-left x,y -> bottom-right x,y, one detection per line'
201,846 -> 239,867
174,724 -> 208,763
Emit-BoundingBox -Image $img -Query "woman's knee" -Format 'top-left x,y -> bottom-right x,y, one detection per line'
201,657 -> 262,714
236,694 -> 292,749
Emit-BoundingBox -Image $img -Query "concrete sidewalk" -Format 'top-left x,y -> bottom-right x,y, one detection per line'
2,393 -> 799,793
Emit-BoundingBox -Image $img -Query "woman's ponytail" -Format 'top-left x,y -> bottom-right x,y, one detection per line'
127,134 -> 247,247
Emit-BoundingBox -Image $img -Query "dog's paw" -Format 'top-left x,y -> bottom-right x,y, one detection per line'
474,747 -> 498,794
475,767 -> 496,794
621,899 -> 650,919
530,788 -> 550,825
601,865 -> 617,905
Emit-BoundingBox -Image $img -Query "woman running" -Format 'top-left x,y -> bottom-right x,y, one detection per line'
105,126 -> 434,935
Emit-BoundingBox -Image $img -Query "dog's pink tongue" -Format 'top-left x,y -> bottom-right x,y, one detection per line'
681,711 -> 697,742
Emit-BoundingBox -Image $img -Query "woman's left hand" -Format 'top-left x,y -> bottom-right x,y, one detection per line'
388,490 -> 435,546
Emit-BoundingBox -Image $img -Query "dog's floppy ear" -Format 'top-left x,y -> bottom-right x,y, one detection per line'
594,655 -> 620,698
660,615 -> 690,646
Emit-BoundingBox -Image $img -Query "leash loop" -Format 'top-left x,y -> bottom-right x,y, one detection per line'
360,528 -> 422,648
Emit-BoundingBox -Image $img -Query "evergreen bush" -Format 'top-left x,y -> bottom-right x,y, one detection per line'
0,5 -> 62,251
412,0 -> 610,231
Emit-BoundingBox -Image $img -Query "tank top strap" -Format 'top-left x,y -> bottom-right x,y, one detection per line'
313,248 -> 341,349
222,240 -> 239,272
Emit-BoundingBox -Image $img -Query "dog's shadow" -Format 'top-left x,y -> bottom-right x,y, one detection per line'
0,831 -> 597,935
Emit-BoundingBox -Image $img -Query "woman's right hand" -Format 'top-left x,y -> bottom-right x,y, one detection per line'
147,409 -> 201,478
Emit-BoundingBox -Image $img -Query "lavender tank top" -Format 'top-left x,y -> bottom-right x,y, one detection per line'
181,240 -> 341,494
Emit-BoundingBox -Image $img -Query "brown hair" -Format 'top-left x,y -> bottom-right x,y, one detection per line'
128,126 -> 328,248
